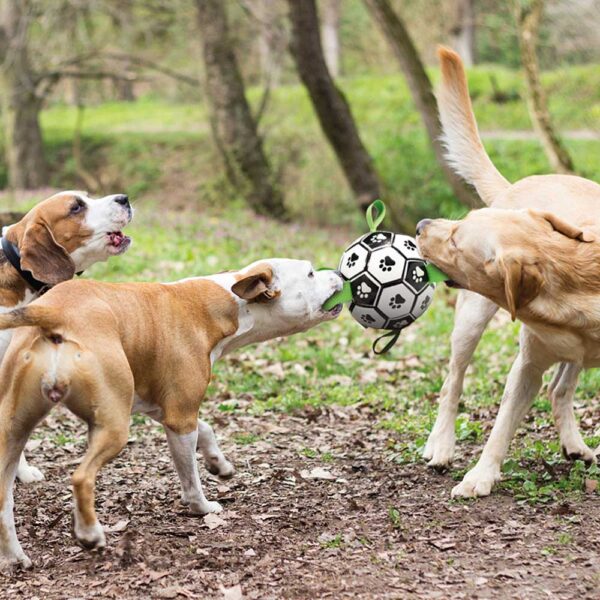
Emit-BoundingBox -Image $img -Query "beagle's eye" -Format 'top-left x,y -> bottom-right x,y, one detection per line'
308,269 -> 315,278
70,198 -> 86,215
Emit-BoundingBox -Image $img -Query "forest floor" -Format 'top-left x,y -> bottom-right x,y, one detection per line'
1,205 -> 600,599
3,399 -> 599,600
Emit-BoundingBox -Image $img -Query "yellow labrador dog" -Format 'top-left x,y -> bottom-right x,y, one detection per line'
0,259 -> 342,568
417,207 -> 599,497
423,46 -> 600,470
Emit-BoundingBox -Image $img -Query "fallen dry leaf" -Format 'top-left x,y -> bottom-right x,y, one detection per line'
300,467 -> 336,480
204,513 -> 227,530
585,478 -> 598,494
221,584 -> 243,600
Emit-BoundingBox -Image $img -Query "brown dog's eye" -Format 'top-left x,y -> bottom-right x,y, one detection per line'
70,198 -> 86,215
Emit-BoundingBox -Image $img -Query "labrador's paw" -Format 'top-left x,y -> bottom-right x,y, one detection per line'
561,440 -> 596,465
423,431 -> 455,469
17,463 -> 45,484
451,468 -> 500,499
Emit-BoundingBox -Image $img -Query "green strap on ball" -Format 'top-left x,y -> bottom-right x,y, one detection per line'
322,279 -> 353,311
365,199 -> 386,232
425,263 -> 449,283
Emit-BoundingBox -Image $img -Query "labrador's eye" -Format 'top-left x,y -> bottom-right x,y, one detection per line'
70,199 -> 86,215
308,270 -> 315,278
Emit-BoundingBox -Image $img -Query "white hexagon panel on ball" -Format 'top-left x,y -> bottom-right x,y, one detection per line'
339,240 -> 369,281
366,246 -> 407,285
377,282 -> 417,321
392,234 -> 421,260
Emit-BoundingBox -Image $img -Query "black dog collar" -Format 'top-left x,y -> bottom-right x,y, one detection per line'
1,236 -> 51,295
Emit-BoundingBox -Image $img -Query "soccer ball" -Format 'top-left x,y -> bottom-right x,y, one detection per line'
338,230 -> 435,331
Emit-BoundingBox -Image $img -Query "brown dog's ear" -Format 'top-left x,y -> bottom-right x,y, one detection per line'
530,210 -> 595,242
499,255 -> 543,321
231,263 -> 279,302
20,222 -> 76,284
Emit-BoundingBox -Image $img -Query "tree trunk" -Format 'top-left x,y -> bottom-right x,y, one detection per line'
0,0 -> 48,189
195,0 -> 285,218
287,0 -> 380,211
513,0 -> 574,174
449,0 -> 476,66
321,0 -> 342,78
364,0 -> 480,209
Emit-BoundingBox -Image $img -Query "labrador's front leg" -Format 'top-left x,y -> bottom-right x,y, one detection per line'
452,327 -> 554,498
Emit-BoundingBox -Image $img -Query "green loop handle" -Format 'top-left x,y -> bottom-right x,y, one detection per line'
372,329 -> 401,355
366,199 -> 386,232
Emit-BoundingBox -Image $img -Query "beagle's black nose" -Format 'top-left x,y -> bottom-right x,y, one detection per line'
416,219 -> 432,236
114,194 -> 130,207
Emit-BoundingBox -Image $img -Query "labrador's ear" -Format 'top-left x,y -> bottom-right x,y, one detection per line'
232,263 -> 279,302
498,254 -> 543,321
530,210 -> 595,242
20,221 -> 76,285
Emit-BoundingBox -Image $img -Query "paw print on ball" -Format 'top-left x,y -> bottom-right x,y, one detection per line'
404,239 -> 417,251
404,260 -> 429,292
361,313 -> 376,325
389,293 -> 406,310
378,255 -> 396,273
356,282 -> 372,299
420,296 -> 430,311
346,252 -> 359,269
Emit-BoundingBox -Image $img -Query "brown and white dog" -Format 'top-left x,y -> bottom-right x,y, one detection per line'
422,46 -> 600,470
0,191 -> 132,484
0,259 -> 342,568
417,207 -> 600,498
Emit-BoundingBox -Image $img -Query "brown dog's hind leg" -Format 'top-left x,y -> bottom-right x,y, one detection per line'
71,417 -> 130,550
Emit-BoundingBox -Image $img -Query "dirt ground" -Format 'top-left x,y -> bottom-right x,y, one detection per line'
2,401 -> 599,600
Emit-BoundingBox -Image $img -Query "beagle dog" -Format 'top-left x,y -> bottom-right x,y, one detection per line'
423,46 -> 600,470
0,259 -> 342,568
0,191 -> 132,483
417,207 -> 600,497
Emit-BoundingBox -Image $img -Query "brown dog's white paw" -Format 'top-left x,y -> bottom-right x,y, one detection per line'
74,518 -> 106,550
205,457 -> 235,480
0,553 -> 33,572
189,500 -> 223,515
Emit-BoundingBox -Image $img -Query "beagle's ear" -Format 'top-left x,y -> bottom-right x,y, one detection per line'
498,254 -> 543,321
231,264 -> 279,302
530,210 -> 595,242
20,222 -> 76,284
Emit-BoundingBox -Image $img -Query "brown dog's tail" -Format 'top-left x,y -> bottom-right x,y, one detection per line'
0,305 -> 62,332
437,46 -> 510,205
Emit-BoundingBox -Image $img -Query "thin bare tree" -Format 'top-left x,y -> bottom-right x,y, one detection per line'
512,0 -> 574,174
195,0 -> 286,218
287,0 -> 381,211
321,0 -> 342,77
364,0 -> 480,209
449,0 -> 476,66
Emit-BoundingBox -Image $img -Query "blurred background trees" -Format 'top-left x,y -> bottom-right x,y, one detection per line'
0,0 -> 599,230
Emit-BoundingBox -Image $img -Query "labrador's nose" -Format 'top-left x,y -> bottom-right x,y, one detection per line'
416,219 -> 432,236
114,194 -> 130,208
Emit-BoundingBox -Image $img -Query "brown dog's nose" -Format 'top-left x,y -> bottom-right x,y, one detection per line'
416,219 -> 432,236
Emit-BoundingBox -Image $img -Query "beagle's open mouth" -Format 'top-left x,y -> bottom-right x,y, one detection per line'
445,280 -> 463,289
106,231 -> 131,254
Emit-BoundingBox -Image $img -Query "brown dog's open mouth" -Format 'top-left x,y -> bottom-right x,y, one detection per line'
107,231 -> 131,254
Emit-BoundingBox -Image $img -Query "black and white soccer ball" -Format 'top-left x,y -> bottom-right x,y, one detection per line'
339,230 -> 435,330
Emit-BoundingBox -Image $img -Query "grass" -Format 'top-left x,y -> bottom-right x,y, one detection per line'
13,63 -> 598,229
